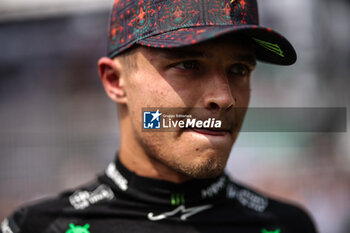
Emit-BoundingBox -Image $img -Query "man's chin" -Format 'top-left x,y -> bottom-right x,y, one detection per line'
172,155 -> 228,180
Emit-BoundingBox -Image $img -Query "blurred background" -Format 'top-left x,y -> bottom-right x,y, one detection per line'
0,0 -> 349,232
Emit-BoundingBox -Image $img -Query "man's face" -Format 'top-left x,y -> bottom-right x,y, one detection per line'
119,36 -> 256,179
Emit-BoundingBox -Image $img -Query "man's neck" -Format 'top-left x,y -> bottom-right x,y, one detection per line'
118,148 -> 192,184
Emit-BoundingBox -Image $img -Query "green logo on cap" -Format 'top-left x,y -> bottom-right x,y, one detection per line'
66,223 -> 90,233
253,38 -> 285,58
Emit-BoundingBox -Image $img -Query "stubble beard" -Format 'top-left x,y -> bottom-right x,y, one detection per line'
135,130 -> 230,180
172,155 -> 228,179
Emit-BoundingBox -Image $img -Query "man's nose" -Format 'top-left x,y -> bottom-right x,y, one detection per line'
203,73 -> 235,111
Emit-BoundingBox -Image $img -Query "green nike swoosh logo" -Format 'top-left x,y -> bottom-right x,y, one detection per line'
253,37 -> 285,58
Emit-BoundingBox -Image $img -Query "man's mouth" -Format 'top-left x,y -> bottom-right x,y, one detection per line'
187,128 -> 231,136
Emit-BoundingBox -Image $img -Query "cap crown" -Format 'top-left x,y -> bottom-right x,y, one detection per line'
109,0 -> 259,57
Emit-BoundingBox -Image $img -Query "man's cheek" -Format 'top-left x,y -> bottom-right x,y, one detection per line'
141,132 -> 176,154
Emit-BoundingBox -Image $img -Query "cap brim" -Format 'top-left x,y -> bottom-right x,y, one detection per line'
137,25 -> 297,66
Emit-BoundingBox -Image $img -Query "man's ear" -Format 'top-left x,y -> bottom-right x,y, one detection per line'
97,57 -> 127,104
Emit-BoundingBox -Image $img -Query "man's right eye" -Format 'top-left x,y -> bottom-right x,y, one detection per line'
173,61 -> 199,70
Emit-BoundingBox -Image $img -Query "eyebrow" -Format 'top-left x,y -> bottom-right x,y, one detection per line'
157,48 -> 256,66
159,49 -> 211,60
234,54 -> 257,66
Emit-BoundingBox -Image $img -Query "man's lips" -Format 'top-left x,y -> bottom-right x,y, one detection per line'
188,128 -> 230,136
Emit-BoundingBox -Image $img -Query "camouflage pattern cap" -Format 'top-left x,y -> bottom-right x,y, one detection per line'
108,0 -> 297,65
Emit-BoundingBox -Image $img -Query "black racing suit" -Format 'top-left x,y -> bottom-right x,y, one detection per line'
1,157 -> 317,233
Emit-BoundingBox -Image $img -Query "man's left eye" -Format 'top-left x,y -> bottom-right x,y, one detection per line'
229,64 -> 250,76
174,61 -> 199,70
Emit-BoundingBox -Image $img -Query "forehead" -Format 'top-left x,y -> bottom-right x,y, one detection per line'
138,34 -> 256,63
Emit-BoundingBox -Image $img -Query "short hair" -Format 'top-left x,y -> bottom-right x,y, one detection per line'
114,45 -> 140,72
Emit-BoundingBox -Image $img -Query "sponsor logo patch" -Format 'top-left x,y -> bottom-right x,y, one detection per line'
226,184 -> 268,212
65,223 -> 90,233
171,193 -> 185,206
148,204 -> 213,221
201,176 -> 226,199
69,184 -> 114,210
253,38 -> 285,58
1,219 -> 14,233
105,163 -> 128,191
262,228 -> 281,233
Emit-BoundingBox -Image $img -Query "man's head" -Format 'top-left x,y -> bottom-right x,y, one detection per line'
98,0 -> 296,182
107,0 -> 296,65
